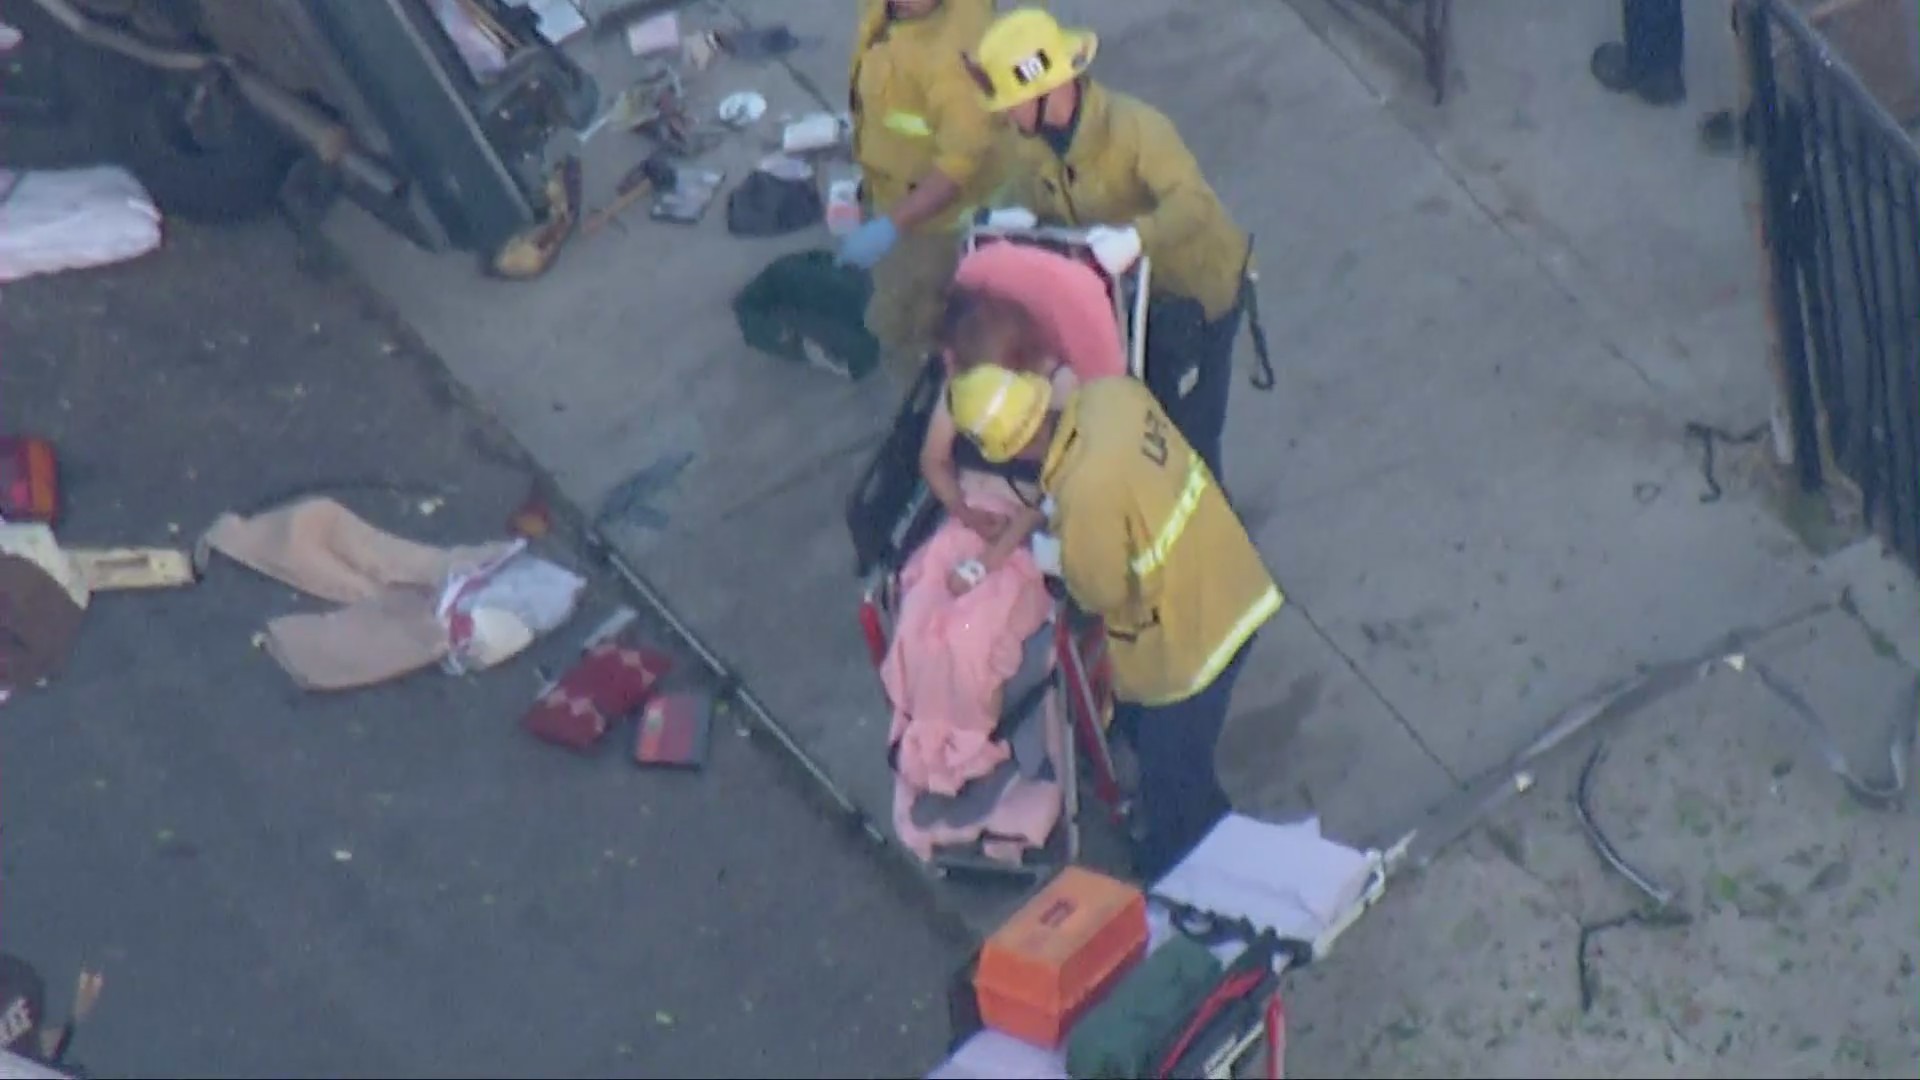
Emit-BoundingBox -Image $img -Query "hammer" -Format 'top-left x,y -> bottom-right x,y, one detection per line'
581,154 -> 678,237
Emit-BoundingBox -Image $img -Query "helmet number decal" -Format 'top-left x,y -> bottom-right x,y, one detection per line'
1011,51 -> 1052,86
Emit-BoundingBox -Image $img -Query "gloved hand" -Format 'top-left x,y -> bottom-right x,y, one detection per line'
1086,225 -> 1143,276
837,215 -> 899,270
1029,531 -> 1062,576
979,206 -> 1039,231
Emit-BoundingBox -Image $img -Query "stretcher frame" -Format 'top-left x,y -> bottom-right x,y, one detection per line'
850,224 -> 1154,882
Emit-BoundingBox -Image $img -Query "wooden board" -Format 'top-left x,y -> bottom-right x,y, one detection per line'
65,548 -> 196,591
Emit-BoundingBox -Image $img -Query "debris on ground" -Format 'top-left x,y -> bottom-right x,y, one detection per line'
489,158 -> 581,280
197,496 -> 583,690
0,167 -> 162,285
0,436 -> 60,524
651,167 -> 725,225
623,10 -> 680,57
0,522 -> 199,696
581,154 -> 679,238
522,608 -> 674,754
66,547 -> 196,592
633,690 -> 715,769
733,250 -> 881,381
507,484 -> 554,540
715,25 -> 800,63
474,4 -> 849,274
781,112 -> 846,155
0,526 -> 86,693
725,157 -> 823,237
717,90 -> 767,129
595,452 -> 694,532
504,0 -> 587,46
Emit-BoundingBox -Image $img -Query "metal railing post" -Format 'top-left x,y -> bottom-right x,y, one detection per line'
1734,0 -> 1829,492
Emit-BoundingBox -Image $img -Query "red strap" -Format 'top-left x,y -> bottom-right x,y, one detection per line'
1153,970 -> 1266,1079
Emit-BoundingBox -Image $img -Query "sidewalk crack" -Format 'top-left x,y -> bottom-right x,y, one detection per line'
1289,597 -> 1463,785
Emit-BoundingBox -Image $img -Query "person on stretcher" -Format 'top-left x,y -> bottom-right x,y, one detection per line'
880,241 -> 1126,860
918,240 -> 1126,593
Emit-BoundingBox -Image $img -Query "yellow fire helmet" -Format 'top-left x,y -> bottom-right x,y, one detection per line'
965,7 -> 1099,114
947,364 -> 1053,463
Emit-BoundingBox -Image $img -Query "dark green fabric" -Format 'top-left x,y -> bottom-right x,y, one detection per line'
1065,936 -> 1224,1079
732,250 -> 880,380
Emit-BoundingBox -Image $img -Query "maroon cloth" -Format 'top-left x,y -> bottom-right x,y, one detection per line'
0,553 -> 83,689
522,642 -> 674,753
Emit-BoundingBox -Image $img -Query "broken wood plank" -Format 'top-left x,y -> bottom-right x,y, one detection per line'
66,548 -> 197,591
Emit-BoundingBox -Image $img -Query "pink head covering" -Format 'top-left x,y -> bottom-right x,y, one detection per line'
950,241 -> 1127,383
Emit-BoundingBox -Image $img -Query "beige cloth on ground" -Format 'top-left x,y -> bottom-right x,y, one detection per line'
200,497 -> 517,690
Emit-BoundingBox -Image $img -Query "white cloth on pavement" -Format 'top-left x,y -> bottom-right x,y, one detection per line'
0,167 -> 162,284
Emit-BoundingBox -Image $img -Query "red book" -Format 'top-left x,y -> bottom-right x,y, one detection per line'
0,437 -> 60,525
633,692 -> 713,769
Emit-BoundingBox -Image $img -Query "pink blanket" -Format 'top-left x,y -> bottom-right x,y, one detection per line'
953,242 -> 1127,383
881,487 -> 1052,797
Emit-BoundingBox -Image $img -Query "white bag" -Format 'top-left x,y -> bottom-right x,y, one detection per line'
437,545 -> 586,674
0,166 -> 163,284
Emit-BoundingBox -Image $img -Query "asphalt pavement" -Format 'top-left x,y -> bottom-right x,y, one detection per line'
0,219 -> 960,1079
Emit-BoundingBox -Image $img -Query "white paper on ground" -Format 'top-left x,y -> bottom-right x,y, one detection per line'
0,166 -> 162,284
624,11 -> 680,55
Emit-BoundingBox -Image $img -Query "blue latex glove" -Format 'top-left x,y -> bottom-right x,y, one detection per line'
837,215 -> 899,270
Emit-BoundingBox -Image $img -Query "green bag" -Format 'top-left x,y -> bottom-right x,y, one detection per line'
732,250 -> 881,381
1066,936 -> 1225,1079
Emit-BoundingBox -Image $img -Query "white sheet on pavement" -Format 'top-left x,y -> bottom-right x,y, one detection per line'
0,167 -> 163,285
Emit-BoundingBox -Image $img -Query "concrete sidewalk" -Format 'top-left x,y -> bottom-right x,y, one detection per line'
330,0 -> 1883,922
1286,594 -> 1920,1078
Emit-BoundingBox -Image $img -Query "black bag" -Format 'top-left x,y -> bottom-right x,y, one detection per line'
733,250 -> 880,381
724,170 -> 822,237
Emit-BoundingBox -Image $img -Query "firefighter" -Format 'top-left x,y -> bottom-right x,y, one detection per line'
1590,0 -> 1686,107
839,0 -> 1007,386
963,7 -> 1256,481
945,363 -> 1283,880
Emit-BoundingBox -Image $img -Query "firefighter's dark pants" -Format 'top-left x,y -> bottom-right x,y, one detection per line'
1117,640 -> 1253,882
1143,288 -> 1245,484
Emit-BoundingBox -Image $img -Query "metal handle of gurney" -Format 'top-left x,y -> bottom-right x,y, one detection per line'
1128,256 -> 1150,382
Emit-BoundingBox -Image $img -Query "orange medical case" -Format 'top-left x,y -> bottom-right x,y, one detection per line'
973,867 -> 1148,1048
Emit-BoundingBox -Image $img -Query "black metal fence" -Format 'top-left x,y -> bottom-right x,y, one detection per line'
1743,0 -> 1920,571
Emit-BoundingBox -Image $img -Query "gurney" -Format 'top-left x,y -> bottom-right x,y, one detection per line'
845,223 -> 1151,880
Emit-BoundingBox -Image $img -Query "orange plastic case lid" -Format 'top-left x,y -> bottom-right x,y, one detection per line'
977,867 -> 1146,1007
